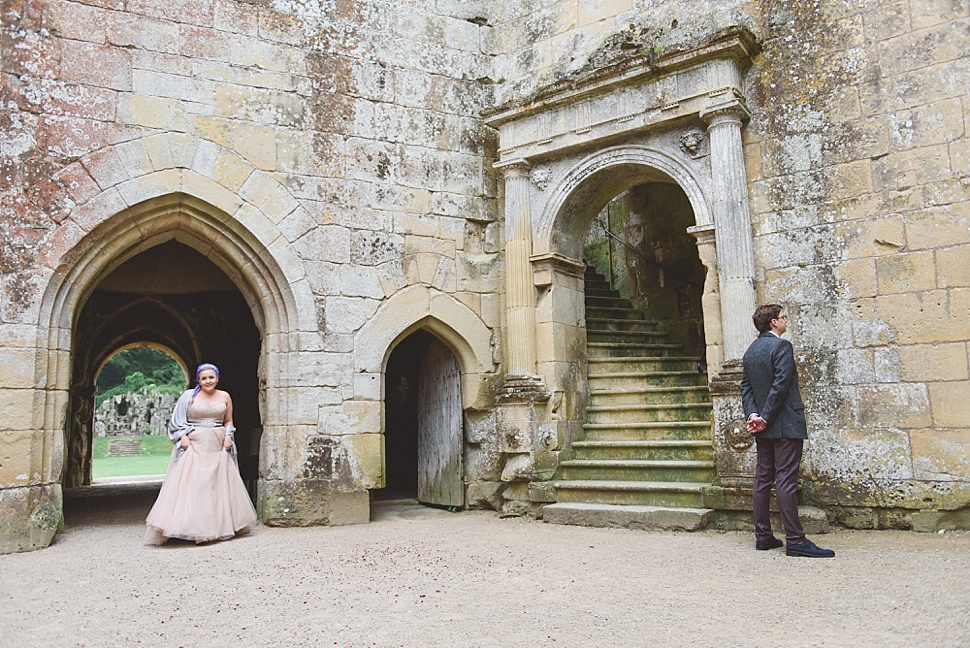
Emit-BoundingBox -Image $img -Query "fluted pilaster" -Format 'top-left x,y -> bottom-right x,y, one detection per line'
497,159 -> 538,377
701,95 -> 757,362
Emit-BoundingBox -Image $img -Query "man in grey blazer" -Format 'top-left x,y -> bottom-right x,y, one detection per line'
741,304 -> 835,558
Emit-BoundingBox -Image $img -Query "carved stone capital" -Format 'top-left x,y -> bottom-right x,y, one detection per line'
494,158 -> 532,179
530,253 -> 586,288
700,88 -> 751,126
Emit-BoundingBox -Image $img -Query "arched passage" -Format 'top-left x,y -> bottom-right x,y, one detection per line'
535,147 -> 714,261
65,240 -> 262,493
37,190 -> 300,522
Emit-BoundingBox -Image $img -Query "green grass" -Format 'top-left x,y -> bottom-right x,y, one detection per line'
92,435 -> 174,480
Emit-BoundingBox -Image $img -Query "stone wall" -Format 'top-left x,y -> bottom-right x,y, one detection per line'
94,392 -> 178,437
483,0 -> 970,526
1,0 -> 968,552
743,0 -> 970,525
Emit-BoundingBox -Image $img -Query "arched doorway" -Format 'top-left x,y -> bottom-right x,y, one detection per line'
64,240 -> 262,499
381,330 -> 464,508
583,182 -> 706,359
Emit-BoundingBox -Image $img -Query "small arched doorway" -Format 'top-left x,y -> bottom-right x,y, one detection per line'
381,330 -> 464,508
64,240 -> 262,499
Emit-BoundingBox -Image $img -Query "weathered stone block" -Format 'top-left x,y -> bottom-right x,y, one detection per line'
344,433 -> 384,489
293,225 -> 351,264
928,382 -> 970,428
465,480 -> 503,510
233,122 -> 278,171
318,401 -> 381,436
42,1 -> 108,44
351,230 -> 404,266
898,343 -> 969,382
875,20 -> 970,78
0,484 -> 62,554
60,40 -> 132,91
874,250 -> 936,294
836,216 -> 906,259
873,144 -> 951,191
257,478 -> 369,527
337,264 -> 384,299
911,428 -> 970,481
117,94 -> 188,130
213,0 -> 258,36
905,207 -> 970,250
457,253 -> 502,293
858,383 -> 932,428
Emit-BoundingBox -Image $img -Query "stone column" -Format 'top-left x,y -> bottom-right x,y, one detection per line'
493,160 -> 549,508
700,91 -> 757,364
496,159 -> 539,378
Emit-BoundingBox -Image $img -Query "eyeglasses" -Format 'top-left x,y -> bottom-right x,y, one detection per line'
773,315 -> 789,321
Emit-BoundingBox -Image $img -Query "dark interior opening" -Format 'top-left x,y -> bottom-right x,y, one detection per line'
377,329 -> 436,501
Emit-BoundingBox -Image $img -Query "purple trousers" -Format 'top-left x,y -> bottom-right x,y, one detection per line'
753,437 -> 806,544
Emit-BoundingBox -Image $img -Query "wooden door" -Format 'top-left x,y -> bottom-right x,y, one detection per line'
416,338 -> 463,507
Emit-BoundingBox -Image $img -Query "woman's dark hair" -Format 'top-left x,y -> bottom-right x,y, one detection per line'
752,304 -> 784,333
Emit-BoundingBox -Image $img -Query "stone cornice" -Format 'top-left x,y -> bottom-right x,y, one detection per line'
484,28 -> 759,164
484,27 -> 759,128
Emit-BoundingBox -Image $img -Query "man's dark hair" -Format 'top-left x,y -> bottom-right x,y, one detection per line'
753,304 -> 784,333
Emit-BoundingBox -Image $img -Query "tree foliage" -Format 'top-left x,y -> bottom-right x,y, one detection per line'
96,348 -> 186,407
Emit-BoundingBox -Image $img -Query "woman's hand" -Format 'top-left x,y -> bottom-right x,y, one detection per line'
180,434 -> 191,450
223,435 -> 233,451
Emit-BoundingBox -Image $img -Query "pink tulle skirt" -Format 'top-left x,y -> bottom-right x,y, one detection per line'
144,427 -> 257,545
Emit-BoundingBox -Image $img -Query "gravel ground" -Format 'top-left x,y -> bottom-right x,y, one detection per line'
1,483 -> 969,648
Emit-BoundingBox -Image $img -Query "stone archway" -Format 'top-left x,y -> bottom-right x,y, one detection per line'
65,241 -> 262,492
352,285 -> 497,511
23,141 -> 310,549
483,28 -> 761,502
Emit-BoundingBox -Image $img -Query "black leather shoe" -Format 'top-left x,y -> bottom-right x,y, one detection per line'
786,539 -> 835,558
755,537 -> 784,551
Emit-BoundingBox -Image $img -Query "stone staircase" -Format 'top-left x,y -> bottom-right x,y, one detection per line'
107,437 -> 142,457
544,267 -> 716,531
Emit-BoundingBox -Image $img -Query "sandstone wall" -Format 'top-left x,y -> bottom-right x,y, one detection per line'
1,0 -> 968,552
0,0 -> 504,551
483,0 -> 970,524
744,0 -> 969,525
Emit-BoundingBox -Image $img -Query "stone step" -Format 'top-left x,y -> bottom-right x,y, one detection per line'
571,439 -> 714,461
587,330 -> 669,345
586,402 -> 712,424
543,502 -> 714,531
588,371 -> 707,388
589,385 -> 712,406
588,356 -> 701,373
585,286 -> 623,298
586,294 -> 635,307
554,480 -> 710,508
582,421 -> 713,441
584,306 -> 649,320
588,342 -> 682,357
106,438 -> 142,457
585,317 -> 662,333
558,459 -> 716,482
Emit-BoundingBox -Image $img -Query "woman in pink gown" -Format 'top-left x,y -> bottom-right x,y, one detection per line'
145,363 -> 257,545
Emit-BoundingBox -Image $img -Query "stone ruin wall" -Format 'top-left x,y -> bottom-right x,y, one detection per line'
1,0 -> 968,552
94,392 -> 178,437
0,0 -> 509,550
485,0 -> 970,525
